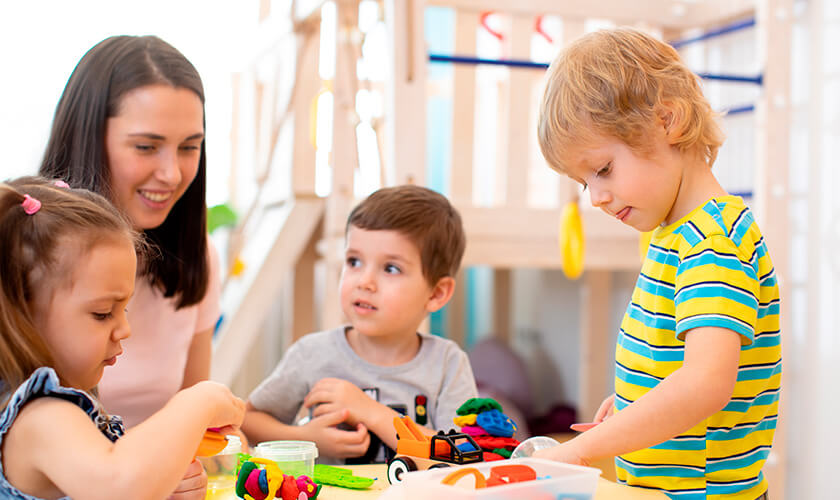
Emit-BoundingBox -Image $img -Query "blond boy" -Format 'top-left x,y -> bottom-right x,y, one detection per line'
535,28 -> 780,500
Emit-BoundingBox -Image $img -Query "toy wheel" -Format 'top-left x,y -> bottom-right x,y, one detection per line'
387,457 -> 417,484
429,463 -> 451,470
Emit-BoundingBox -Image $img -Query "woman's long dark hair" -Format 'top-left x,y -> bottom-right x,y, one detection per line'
39,35 -> 208,309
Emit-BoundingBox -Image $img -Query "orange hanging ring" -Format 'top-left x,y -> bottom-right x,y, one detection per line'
535,15 -> 553,44
479,11 -> 504,41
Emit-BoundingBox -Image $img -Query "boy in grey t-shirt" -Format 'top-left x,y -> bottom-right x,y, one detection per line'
242,186 -> 478,463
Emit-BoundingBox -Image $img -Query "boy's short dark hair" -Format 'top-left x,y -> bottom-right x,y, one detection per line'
346,185 -> 466,286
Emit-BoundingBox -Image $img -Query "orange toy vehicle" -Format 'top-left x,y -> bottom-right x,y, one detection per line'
387,416 -> 483,484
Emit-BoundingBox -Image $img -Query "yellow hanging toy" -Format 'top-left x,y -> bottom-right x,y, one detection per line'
559,194 -> 584,279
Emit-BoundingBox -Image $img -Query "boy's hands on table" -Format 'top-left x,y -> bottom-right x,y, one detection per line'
304,378 -> 376,426
299,408 -> 371,458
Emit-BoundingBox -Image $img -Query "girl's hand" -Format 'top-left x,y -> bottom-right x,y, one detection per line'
192,381 -> 246,429
300,408 -> 371,459
167,459 -> 207,499
593,394 -> 615,423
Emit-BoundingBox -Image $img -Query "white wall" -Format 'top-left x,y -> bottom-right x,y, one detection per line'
0,0 -> 258,206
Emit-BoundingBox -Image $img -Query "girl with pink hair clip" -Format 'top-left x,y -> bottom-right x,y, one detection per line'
0,176 -> 245,499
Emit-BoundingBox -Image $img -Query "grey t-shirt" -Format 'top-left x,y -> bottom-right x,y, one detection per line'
248,326 -> 478,462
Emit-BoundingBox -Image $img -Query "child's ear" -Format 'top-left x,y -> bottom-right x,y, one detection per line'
425,276 -> 456,313
657,102 -> 683,144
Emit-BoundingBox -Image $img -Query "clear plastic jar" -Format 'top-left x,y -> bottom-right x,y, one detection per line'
253,440 -> 318,478
199,435 -> 242,500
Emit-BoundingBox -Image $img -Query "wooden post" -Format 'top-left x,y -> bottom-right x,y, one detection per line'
292,18 -> 322,197
448,269 -> 467,347
383,0 -> 426,186
754,1 -> 792,497
504,13 -> 534,208
293,217 -> 322,341
558,19 -> 586,206
450,9 -> 478,205
579,270 -> 613,422
322,0 -> 361,329
493,268 -> 511,342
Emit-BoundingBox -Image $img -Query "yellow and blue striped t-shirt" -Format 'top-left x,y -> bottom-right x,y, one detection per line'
614,196 -> 781,500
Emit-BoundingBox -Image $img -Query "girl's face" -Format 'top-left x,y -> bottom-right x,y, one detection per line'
34,237 -> 136,391
104,84 -> 204,230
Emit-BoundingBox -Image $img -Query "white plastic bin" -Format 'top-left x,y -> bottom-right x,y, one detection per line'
399,458 -> 600,500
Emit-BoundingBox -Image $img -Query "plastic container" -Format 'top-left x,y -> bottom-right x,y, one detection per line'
398,457 -> 600,500
198,435 -> 241,500
253,440 -> 318,478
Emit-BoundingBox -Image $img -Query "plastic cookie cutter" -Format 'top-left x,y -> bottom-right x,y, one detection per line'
440,467 -> 487,489
486,464 -> 537,487
440,464 -> 538,489
196,428 -> 228,457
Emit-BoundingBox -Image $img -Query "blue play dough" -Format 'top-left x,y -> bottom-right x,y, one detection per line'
476,409 -> 515,437
258,469 -> 268,492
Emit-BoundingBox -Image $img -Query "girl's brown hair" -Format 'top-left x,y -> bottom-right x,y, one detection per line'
0,176 -> 139,405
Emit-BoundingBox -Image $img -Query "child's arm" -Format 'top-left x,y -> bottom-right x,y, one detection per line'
5,380 -> 244,500
536,326 -> 741,465
243,400 -> 372,458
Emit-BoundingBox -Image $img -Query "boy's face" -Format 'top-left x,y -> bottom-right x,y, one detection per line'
563,131 -> 683,231
339,227 -> 443,341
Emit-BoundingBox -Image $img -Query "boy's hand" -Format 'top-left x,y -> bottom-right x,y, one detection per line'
304,378 -> 375,426
167,459 -> 207,499
532,440 -> 590,466
301,408 -> 371,458
593,394 -> 615,423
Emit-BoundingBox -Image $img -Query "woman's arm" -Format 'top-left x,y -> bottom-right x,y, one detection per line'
182,327 -> 213,389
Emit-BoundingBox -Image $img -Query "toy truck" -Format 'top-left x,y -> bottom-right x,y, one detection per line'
387,416 -> 483,484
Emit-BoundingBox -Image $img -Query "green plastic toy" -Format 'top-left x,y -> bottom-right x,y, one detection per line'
313,464 -> 375,489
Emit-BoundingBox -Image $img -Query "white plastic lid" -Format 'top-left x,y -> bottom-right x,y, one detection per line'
220,435 -> 243,455
254,440 -> 318,461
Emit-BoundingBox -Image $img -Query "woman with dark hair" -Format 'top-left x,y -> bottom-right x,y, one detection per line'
40,35 -> 220,498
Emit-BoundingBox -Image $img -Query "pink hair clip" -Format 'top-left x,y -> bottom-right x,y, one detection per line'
21,194 -> 41,215
53,180 -> 70,188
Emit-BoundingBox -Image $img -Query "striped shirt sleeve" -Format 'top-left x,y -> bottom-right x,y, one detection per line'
674,235 -> 759,344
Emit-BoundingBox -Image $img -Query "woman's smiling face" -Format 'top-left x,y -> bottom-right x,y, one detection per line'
104,84 -> 204,230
